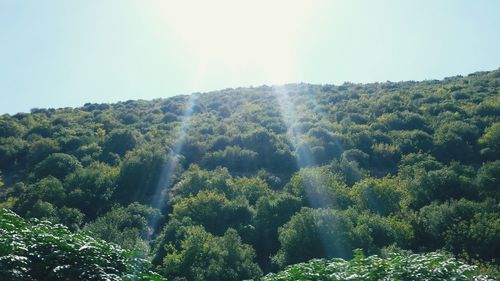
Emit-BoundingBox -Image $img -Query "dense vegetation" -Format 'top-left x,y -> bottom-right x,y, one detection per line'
263,250 -> 494,281
0,209 -> 164,281
0,69 -> 499,280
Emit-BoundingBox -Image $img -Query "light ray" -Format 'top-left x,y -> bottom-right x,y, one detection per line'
148,93 -> 197,237
274,85 -> 342,258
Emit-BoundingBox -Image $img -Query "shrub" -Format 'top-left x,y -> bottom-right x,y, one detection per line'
263,250 -> 494,281
0,209 -> 164,281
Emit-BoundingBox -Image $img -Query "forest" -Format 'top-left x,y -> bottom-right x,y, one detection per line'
0,69 -> 499,280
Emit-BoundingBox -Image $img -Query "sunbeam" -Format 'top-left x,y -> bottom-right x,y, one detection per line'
148,94 -> 198,236
274,85 -> 343,258
274,85 -> 316,168
274,86 -> 327,203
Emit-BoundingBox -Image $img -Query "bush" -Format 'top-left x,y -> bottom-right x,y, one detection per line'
263,250 -> 494,281
0,209 -> 164,281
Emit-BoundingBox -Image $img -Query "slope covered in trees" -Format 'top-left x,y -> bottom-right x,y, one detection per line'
0,69 -> 499,280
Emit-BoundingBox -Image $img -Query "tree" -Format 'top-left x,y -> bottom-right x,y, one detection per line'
65,162 -> 118,219
114,144 -> 177,205
33,153 -> 82,180
160,226 -> 262,281
351,177 -> 407,216
0,118 -> 24,137
83,203 -> 161,256
479,123 -> 500,157
433,121 -> 479,162
397,152 -> 443,180
0,137 -> 27,170
170,165 -> 232,201
391,130 -> 433,154
170,191 -> 253,237
416,199 -> 496,251
377,111 -> 427,131
253,192 -> 303,270
27,138 -> 60,167
285,167 -> 352,209
75,143 -> 102,164
228,176 -> 271,205
475,160 -> 500,199
370,142 -> 401,170
56,206 -> 85,231
398,155 -> 476,209
14,176 -> 66,217
102,128 -> 141,157
476,98 -> 500,116
328,158 -> 368,186
201,146 -> 258,172
341,149 -> 369,167
356,212 -> 414,249
445,212 -> 500,262
272,208 -> 372,268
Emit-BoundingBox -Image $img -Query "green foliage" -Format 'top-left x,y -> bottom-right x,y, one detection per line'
479,123 -> 500,157
170,191 -> 253,237
202,145 -> 258,172
445,212 -> 500,261
159,226 -> 262,281
405,164 -> 476,209
14,176 -> 66,217
170,165 -> 232,200
253,192 -> 303,270
0,137 -> 27,170
114,144 -> 177,205
327,158 -> 368,186
351,177 -> 407,216
0,118 -> 24,137
83,203 -> 161,255
27,138 -> 60,167
263,251 -> 494,281
56,206 -> 85,231
33,153 -> 82,180
475,160 -> 500,199
272,207 -> 415,269
285,167 -> 352,209
390,130 -> 433,154
433,121 -> 479,162
228,176 -> 272,205
273,208 -> 371,268
64,162 -> 119,218
102,128 -> 141,158
416,199 -> 499,253
0,69 -> 499,279
476,97 -> 500,116
0,209 -> 165,281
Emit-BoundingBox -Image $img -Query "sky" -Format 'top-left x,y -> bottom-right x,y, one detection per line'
1,0 -> 499,114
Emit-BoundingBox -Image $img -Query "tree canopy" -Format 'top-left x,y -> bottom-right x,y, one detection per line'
0,69 -> 499,279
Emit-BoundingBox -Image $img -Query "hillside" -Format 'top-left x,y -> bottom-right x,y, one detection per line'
0,69 -> 499,280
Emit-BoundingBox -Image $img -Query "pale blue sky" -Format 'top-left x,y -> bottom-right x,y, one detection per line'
1,0 -> 499,114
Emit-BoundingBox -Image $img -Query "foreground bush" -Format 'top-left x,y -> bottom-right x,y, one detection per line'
0,209 -> 164,281
263,250 -> 494,281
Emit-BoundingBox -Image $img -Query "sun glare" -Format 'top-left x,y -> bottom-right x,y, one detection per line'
146,0 -> 317,85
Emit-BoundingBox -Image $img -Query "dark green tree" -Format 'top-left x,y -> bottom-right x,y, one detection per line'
159,226 -> 262,281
